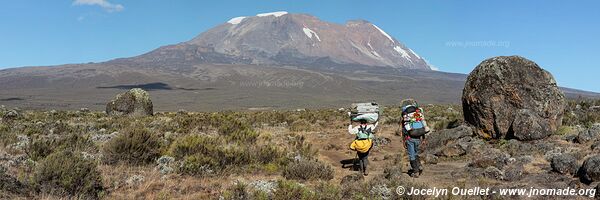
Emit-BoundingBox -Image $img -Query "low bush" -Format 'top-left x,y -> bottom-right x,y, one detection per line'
273,180 -> 315,200
102,127 -> 161,165
170,135 -> 286,176
27,133 -> 95,161
289,119 -> 311,132
33,149 -> 104,199
282,159 -> 334,181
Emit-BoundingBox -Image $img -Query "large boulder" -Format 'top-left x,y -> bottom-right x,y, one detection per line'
579,155 -> 600,184
106,88 -> 153,116
462,56 -> 566,141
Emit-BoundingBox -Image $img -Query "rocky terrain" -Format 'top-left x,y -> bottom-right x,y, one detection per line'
1,98 -> 599,199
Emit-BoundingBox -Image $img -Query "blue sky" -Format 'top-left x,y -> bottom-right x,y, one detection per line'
1,0 -> 599,92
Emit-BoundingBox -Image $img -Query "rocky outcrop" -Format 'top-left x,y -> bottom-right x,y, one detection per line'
462,56 -> 566,141
106,88 -> 153,116
424,125 -> 481,157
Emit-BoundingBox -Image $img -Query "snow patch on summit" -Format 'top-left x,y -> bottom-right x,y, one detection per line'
302,27 -> 321,42
228,16 -> 246,25
394,46 -> 412,60
372,24 -> 394,43
257,11 -> 288,17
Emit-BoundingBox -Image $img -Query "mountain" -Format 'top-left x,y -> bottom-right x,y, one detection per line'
120,11 -> 430,70
0,12 -> 598,111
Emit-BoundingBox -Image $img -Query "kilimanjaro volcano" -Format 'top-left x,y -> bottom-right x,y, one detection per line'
0,11 -> 597,111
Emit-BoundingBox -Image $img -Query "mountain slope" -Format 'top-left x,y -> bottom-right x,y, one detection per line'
0,12 -> 598,111
122,12 -> 430,70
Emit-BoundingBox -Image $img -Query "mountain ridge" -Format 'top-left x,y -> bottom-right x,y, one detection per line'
0,12 -> 598,111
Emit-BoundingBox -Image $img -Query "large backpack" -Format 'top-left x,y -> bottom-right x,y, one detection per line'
402,105 -> 427,138
356,125 -> 373,140
350,139 -> 372,153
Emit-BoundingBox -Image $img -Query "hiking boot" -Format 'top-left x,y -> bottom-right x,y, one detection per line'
409,160 -> 420,178
416,156 -> 423,176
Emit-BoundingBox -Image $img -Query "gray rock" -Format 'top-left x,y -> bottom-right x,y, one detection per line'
373,137 -> 391,147
434,143 -> 467,158
462,56 -> 566,140
483,166 -> 504,180
156,156 -> 176,175
106,88 -> 153,116
469,148 -> 510,169
580,155 -> 600,183
2,109 -> 20,120
551,154 -> 578,175
426,125 -> 473,157
578,124 -> 600,144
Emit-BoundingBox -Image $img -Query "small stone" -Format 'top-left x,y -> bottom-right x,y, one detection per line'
483,166 -> 504,180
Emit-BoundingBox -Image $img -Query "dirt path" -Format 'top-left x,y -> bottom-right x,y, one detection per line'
308,124 -> 468,187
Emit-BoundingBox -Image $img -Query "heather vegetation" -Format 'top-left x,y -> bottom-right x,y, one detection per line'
0,99 -> 599,199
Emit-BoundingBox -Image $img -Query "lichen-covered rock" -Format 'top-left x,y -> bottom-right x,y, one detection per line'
483,166 -> 504,180
578,123 -> 600,144
426,125 -> 474,157
579,155 -> 600,183
462,56 -> 566,141
469,148 -> 510,169
551,154 -> 578,175
106,88 -> 153,116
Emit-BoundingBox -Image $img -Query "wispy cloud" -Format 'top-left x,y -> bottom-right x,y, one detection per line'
73,0 -> 124,12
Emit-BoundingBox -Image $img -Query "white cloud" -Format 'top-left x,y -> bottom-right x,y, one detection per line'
73,0 -> 124,12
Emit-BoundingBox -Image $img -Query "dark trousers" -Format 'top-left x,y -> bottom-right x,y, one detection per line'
357,146 -> 372,172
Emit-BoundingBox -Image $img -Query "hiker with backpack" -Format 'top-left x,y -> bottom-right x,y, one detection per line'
400,99 -> 430,178
348,119 -> 378,176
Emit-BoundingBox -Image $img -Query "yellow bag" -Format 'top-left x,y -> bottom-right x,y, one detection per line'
350,139 -> 373,153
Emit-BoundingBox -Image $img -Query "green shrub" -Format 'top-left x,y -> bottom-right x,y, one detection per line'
283,159 -> 333,181
170,135 -> 286,176
33,149 -> 104,199
169,135 -> 219,160
102,127 -> 161,165
273,180 -> 315,200
27,134 -> 95,161
27,137 -> 59,161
